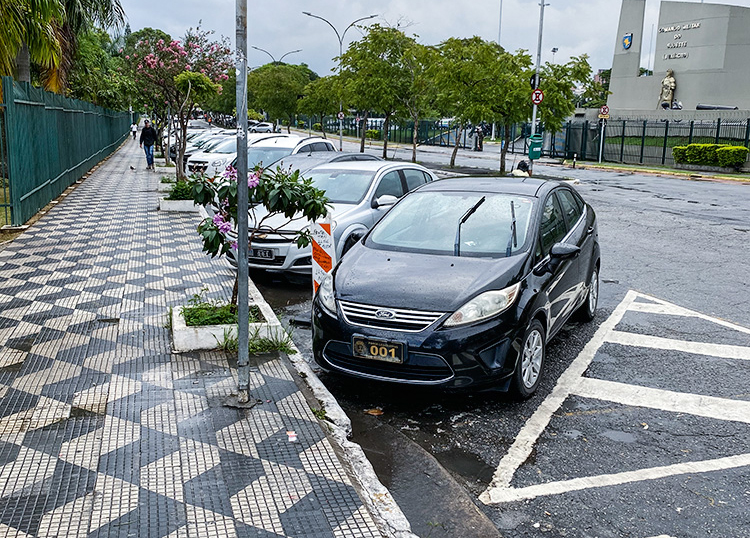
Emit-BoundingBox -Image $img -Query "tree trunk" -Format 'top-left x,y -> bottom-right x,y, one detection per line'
319,114 -> 326,138
450,125 -> 464,168
500,125 -> 511,174
359,111 -> 369,153
382,114 -> 391,160
411,116 -> 419,163
15,44 -> 31,83
176,116 -> 189,180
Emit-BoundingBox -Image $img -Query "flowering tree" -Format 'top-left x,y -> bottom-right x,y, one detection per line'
189,165 -> 330,306
125,26 -> 232,178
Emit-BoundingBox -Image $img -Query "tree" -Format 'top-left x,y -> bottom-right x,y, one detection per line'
537,55 -> 592,134
248,64 -> 309,133
577,67 -> 610,109
340,24 -> 414,158
0,0 -> 63,84
298,76 -> 340,138
398,43 -> 436,163
189,165 -> 330,306
125,26 -> 232,178
431,37 -> 500,167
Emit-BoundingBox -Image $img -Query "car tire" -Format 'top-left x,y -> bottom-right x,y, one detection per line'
510,319 -> 546,399
577,264 -> 599,322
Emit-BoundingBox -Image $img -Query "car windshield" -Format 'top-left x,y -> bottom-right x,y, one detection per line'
368,191 -> 535,257
247,147 -> 293,167
305,169 -> 375,204
210,138 -> 237,153
202,137 -> 230,152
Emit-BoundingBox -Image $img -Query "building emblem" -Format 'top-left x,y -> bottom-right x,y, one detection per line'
623,33 -> 633,50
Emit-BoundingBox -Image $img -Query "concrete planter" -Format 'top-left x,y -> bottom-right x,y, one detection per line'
674,163 -> 740,174
157,181 -> 176,192
159,198 -> 197,212
171,300 -> 282,352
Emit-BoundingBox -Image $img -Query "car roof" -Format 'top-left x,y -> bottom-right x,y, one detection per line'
304,160 -> 430,173
418,176 -> 557,197
249,136 -> 328,149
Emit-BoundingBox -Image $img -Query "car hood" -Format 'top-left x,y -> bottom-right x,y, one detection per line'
250,203 -> 359,233
334,247 -> 527,312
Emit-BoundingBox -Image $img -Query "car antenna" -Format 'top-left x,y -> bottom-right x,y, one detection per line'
454,196 -> 486,257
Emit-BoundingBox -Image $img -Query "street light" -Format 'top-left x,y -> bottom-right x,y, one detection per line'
251,45 -> 302,64
551,47 -> 558,63
302,11 -> 378,151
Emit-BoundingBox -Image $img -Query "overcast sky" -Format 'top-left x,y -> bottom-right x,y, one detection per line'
119,0 -> 749,77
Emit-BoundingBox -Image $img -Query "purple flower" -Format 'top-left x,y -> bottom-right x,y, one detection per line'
212,213 -> 224,226
248,172 -> 260,189
221,165 -> 237,181
230,241 -> 238,251
218,221 -> 232,234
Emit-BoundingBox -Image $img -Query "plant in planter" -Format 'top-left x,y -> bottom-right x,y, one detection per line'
189,164 -> 330,306
166,180 -> 194,200
160,175 -> 176,184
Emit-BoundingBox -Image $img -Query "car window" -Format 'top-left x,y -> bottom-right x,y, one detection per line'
537,194 -> 568,258
556,189 -> 583,230
306,169 -> 375,204
373,171 -> 405,199
403,169 -> 429,192
297,144 -> 314,154
311,142 -> 332,151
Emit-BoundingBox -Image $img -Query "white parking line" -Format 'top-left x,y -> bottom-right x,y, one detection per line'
479,290 -> 750,505
605,330 -> 750,361
573,377 -> 750,425
481,453 -> 750,503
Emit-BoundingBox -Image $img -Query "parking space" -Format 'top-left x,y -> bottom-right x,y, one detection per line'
480,290 -> 750,506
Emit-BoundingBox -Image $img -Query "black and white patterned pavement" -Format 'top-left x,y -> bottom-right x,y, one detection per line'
0,140 -> 381,538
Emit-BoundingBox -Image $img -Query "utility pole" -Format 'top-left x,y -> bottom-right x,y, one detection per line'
529,2 -> 548,175
233,0 -> 253,406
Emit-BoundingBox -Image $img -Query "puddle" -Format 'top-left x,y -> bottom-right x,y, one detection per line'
600,429 -> 637,443
97,318 -> 120,324
433,447 -> 496,485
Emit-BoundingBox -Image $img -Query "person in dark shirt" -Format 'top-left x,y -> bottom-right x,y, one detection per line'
139,120 -> 158,170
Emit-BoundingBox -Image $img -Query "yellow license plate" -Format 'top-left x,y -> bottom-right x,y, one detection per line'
352,336 -> 404,364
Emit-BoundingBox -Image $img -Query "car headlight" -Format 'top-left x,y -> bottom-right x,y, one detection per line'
317,274 -> 337,314
443,282 -> 521,327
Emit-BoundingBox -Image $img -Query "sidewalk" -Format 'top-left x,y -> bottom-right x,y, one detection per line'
0,140 -> 383,537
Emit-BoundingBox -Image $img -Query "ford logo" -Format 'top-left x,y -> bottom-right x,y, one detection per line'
375,309 -> 396,320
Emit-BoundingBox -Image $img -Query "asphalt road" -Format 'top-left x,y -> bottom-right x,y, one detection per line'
256,141 -> 750,538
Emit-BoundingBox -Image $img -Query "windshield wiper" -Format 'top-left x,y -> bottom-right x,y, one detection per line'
506,201 -> 517,257
454,196 -> 486,256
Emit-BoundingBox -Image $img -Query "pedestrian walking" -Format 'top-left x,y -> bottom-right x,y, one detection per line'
139,120 -> 157,170
130,122 -> 137,140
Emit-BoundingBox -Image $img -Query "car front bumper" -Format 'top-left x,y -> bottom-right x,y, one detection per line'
311,297 -> 525,390
226,239 -> 312,275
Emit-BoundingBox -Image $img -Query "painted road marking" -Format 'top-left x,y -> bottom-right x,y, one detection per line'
479,290 -> 750,505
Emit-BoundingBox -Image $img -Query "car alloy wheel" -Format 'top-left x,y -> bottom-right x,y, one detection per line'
511,319 -> 545,398
578,265 -> 599,321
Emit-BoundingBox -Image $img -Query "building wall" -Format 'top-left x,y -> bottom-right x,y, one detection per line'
608,1 -> 750,112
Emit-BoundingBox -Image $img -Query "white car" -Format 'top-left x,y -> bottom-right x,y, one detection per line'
187,133 -> 295,176
232,136 -> 337,170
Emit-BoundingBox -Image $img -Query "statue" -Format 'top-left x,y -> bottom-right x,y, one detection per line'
659,69 -> 676,109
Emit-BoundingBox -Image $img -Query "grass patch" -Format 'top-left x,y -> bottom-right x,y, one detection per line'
166,180 -> 193,200
160,175 -> 176,184
218,326 -> 295,354
181,288 -> 262,326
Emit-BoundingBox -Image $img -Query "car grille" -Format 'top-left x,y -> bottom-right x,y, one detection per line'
339,301 -> 445,332
324,345 -> 453,383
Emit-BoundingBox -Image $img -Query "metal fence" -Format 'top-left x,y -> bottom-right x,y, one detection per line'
0,105 -> 10,226
563,118 -> 750,167
0,77 -> 131,226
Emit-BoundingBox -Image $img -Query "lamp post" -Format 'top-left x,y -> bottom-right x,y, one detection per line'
302,11 -> 377,151
551,47 -> 558,63
251,45 -> 302,64
529,1 -> 549,177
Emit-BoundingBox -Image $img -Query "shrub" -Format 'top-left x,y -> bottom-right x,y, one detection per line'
313,122 -> 322,131
160,175 -> 176,184
716,146 -> 749,169
297,120 -> 306,129
166,180 -> 194,200
684,143 -> 726,166
366,129 -> 381,140
672,146 -> 687,164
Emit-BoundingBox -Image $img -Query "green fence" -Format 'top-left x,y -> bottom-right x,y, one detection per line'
0,77 -> 131,226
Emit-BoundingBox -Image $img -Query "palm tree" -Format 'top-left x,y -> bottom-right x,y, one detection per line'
0,0 -> 63,83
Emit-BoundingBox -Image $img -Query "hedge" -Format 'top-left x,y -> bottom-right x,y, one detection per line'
673,143 -> 748,168
366,129 -> 381,140
716,146 -> 749,168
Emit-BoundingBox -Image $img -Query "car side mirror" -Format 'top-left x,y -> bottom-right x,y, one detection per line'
372,195 -> 398,209
549,243 -> 581,259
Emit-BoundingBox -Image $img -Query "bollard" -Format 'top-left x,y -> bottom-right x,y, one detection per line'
573,153 -> 577,168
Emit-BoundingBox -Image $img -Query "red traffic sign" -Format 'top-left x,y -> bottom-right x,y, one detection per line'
600,105 -> 610,115
531,89 -> 544,105
337,111 -> 345,120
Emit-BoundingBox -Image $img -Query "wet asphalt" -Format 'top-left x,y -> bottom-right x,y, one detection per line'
254,145 -> 750,538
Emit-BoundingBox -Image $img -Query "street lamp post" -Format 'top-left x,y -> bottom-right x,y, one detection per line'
551,47 -> 558,63
529,1 -> 549,177
302,11 -> 377,151
251,45 -> 302,64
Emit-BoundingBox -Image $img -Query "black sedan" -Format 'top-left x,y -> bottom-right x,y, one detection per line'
312,176 -> 600,397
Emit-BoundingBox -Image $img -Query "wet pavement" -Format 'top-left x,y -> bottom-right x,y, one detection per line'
0,141 -> 382,538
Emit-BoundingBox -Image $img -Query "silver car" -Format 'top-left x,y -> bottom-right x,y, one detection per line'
227,161 -> 436,274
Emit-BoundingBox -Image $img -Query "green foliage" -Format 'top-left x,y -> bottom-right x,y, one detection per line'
175,71 -> 221,103
684,143 -> 724,165
311,405 -> 327,420
672,146 -> 687,163
716,146 -> 749,168
219,326 -> 294,354
366,129 -> 381,140
167,180 -> 194,200
160,175 -> 176,183
181,288 -> 262,326
312,123 -> 322,131
297,120 -> 305,129
248,64 -> 311,125
298,76 -> 340,122
538,55 -> 593,133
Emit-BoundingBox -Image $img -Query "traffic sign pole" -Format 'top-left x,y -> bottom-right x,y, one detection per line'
529,0 -> 547,177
